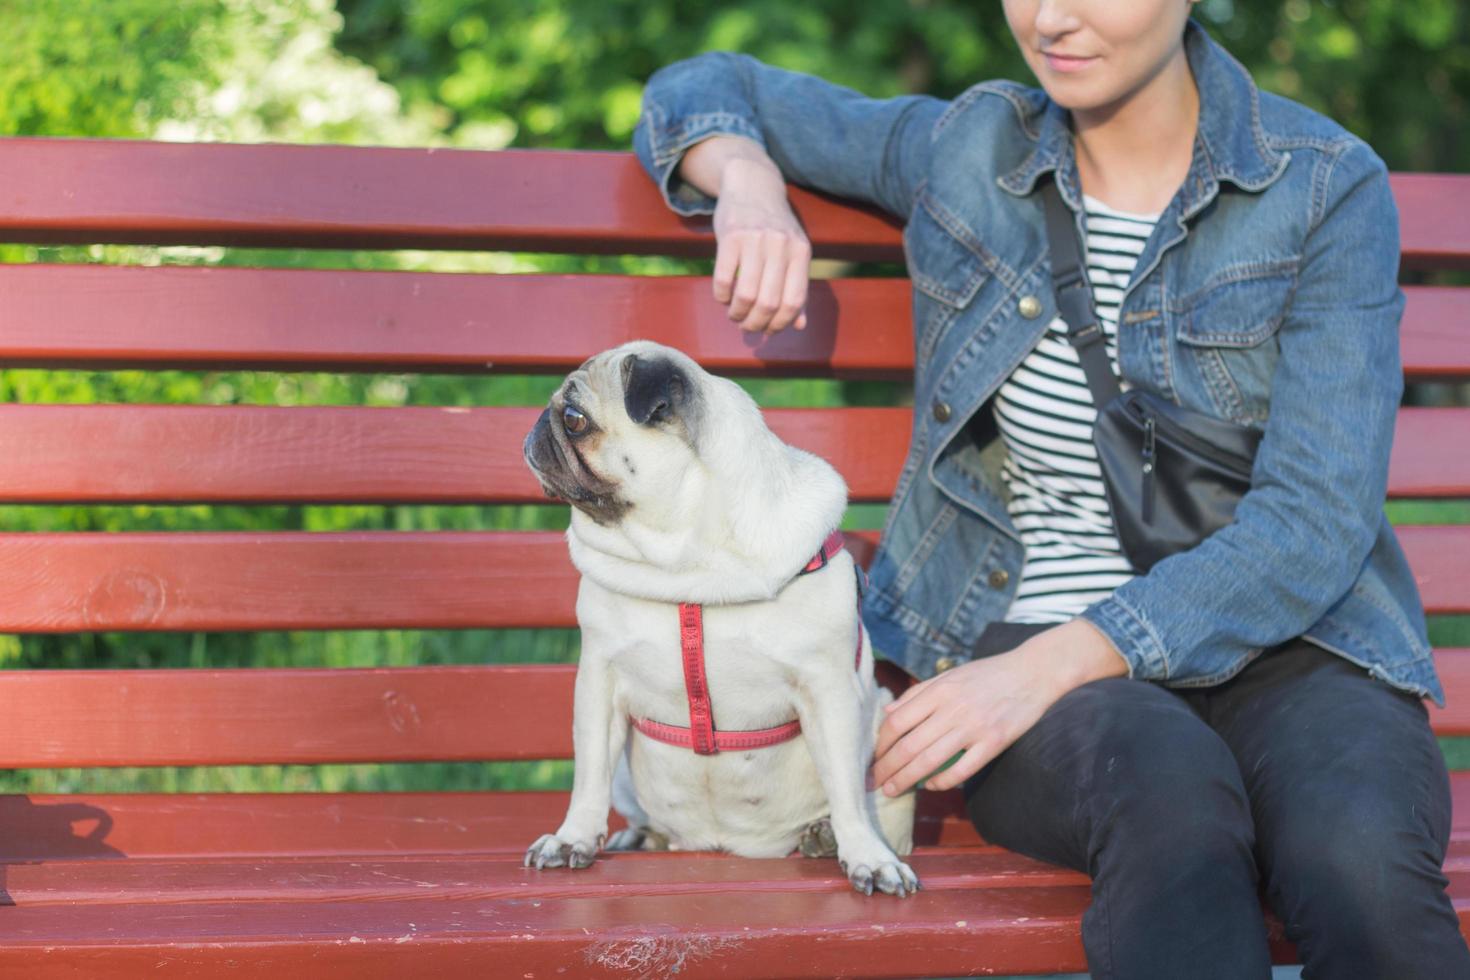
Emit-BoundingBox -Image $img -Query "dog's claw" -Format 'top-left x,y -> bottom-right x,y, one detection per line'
524,832 -> 599,870
843,856 -> 920,898
874,862 -> 919,898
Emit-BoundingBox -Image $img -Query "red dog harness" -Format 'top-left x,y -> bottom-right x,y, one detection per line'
630,530 -> 864,755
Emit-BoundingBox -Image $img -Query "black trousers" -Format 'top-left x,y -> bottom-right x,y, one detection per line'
961,621 -> 1470,979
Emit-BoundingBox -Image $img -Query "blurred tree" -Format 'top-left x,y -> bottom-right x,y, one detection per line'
334,0 -> 1025,150
0,0 -> 225,138
0,0 -> 444,145
1201,0 -> 1467,171
334,0 -> 1468,172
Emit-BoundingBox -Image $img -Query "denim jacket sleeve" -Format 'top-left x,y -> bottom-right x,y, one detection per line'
1080,140 -> 1407,683
632,50 -> 947,221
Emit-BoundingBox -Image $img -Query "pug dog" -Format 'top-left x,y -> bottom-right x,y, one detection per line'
521,340 -> 918,897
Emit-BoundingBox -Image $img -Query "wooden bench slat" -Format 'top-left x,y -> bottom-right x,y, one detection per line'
1432,649 -> 1470,736
0,790 -> 975,861
1397,524 -> 1470,614
0,405 -> 909,505
0,791 -> 590,862
2,526 -> 1467,633
0,138 -> 901,260
0,887 -> 1104,979
1,403 -> 1465,503
0,530 -> 877,632
9,781 -> 1470,864
1,264 -> 1465,380
1403,286 -> 1470,380
0,849 -> 1093,908
0,648 -> 1465,770
1387,174 -> 1470,270
1,140 -> 1461,269
0,264 -> 915,378
6,869 -> 1467,977
1392,407 -> 1470,495
0,666 -> 573,767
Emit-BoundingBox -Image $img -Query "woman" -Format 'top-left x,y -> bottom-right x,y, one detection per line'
632,2 -> 1469,976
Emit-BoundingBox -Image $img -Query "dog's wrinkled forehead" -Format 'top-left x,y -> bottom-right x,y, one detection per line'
547,352 -> 613,427
559,344 -> 702,438
557,349 -> 614,396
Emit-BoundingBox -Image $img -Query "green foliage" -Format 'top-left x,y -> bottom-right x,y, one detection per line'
334,0 -> 1030,150
335,0 -> 1469,171
0,0 -> 226,138
11,760 -> 573,795
1200,0 -> 1469,171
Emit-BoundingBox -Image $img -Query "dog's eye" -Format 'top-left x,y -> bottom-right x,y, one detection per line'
562,405 -> 589,435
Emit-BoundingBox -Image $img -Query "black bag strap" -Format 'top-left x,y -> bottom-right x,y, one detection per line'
1040,181 -> 1123,407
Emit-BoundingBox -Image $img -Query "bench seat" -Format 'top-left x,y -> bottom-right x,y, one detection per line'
3,784 -> 1469,977
0,791 -> 1468,977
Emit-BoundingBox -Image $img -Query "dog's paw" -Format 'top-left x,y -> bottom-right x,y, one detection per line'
605,826 -> 670,852
797,818 -> 839,858
838,855 -> 921,898
523,831 -> 603,870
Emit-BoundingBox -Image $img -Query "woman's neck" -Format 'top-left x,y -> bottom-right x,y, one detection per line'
1070,49 -> 1200,216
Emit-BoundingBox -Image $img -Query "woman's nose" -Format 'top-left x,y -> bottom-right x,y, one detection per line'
1033,0 -> 1084,42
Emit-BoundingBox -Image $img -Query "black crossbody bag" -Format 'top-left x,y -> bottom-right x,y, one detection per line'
1039,181 -> 1264,574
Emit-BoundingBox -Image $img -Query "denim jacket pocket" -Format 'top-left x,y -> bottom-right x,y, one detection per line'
906,194 -> 992,364
1172,259 -> 1300,424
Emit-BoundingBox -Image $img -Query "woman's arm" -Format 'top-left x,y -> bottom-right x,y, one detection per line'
633,51 -> 947,224
680,136 -> 814,334
675,133 -> 774,200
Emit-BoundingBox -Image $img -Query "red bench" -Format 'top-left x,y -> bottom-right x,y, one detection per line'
0,136 -> 1467,977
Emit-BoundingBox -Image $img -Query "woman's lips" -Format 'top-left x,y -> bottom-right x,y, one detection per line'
1043,52 -> 1097,74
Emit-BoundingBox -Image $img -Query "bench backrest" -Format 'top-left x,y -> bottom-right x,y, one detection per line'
0,136 -> 1467,776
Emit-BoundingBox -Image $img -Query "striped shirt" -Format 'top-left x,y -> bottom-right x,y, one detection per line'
997,194 -> 1161,624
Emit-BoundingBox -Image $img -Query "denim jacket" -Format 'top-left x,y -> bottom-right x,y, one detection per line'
632,20 -> 1443,704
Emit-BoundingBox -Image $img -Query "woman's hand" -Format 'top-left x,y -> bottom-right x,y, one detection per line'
710,158 -> 810,335
680,136 -> 811,336
869,618 -> 1128,797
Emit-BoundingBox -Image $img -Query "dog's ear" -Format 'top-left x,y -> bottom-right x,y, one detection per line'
622,353 -> 688,426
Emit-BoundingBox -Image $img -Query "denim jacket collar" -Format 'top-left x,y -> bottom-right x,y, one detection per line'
997,19 -> 1291,213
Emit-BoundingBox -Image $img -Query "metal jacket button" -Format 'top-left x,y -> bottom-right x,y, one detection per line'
988,569 -> 1009,589
934,656 -> 959,672
932,399 -> 952,423
1018,295 -> 1043,319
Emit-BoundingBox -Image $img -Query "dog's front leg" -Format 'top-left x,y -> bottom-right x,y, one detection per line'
793,672 -> 920,897
524,644 -> 626,869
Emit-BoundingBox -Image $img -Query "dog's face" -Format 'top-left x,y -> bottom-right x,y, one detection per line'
523,342 -> 707,526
